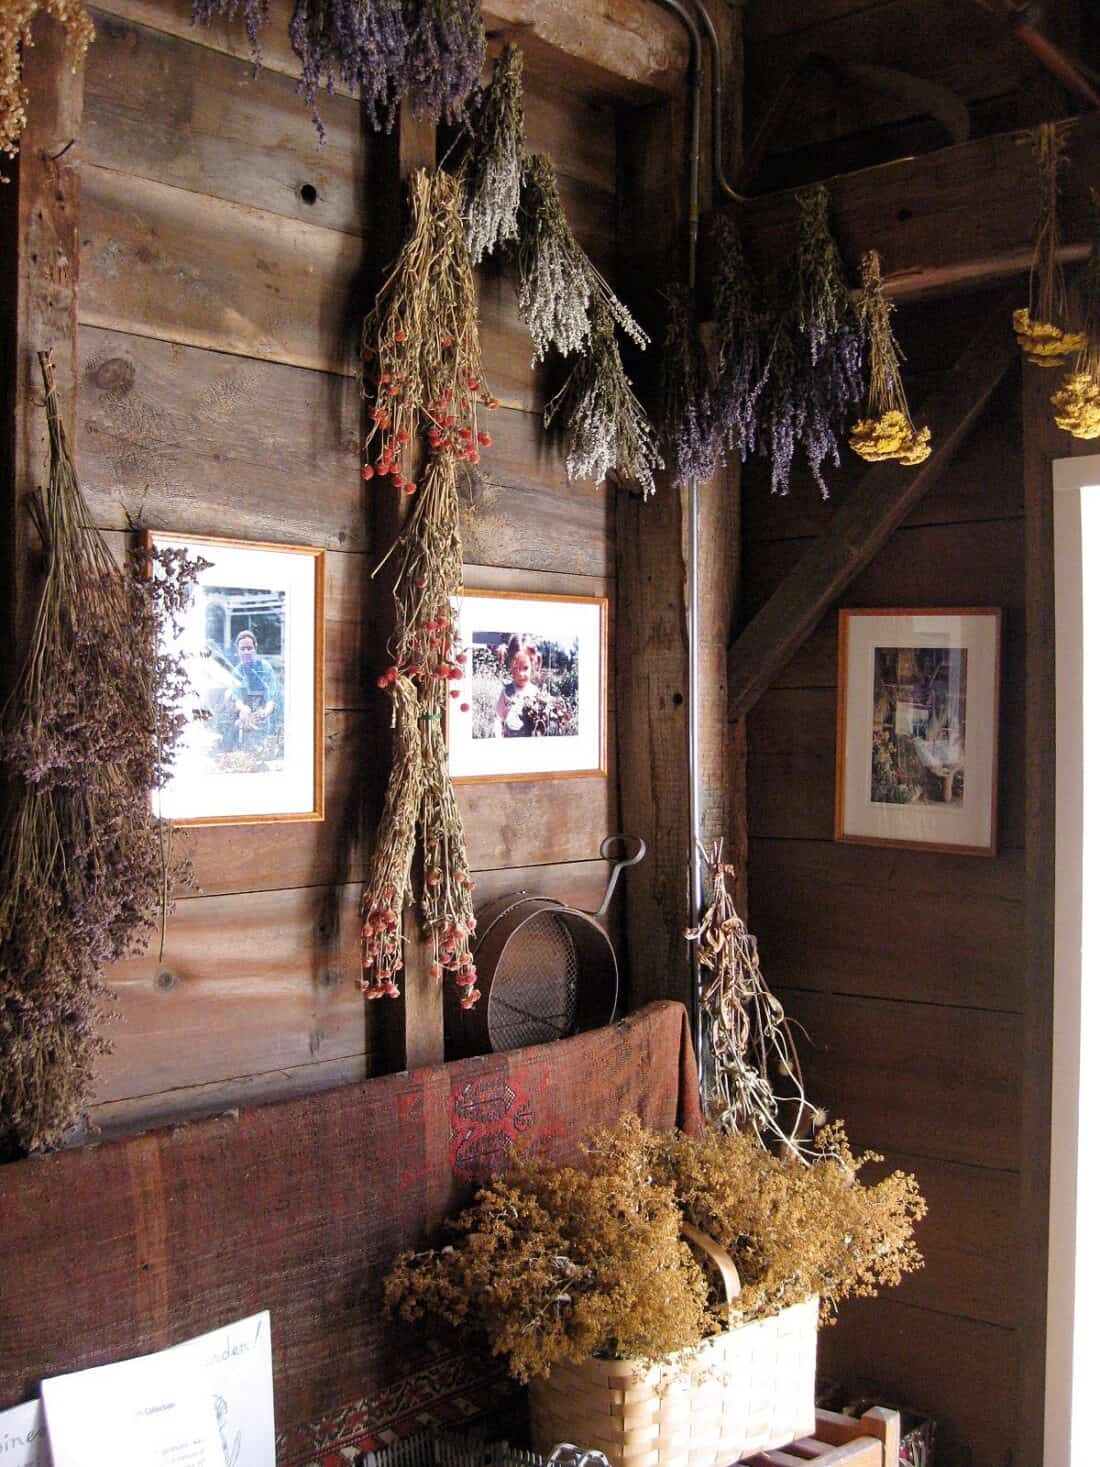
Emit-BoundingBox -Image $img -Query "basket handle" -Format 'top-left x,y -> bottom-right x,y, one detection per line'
681,1220 -> 742,1302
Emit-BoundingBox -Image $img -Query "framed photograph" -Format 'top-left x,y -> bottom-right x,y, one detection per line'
448,589 -> 608,782
835,607 -> 1001,856
147,532 -> 325,826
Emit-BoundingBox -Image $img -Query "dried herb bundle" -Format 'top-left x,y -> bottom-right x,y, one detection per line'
710,213 -> 766,464
360,169 -> 489,1007
545,301 -> 663,498
1014,121 -> 1085,367
795,185 -> 850,365
462,42 -> 525,266
659,283 -> 718,487
289,0 -> 407,136
1051,189 -> 1100,439
386,1114 -> 926,1381
0,354 -> 200,1153
687,842 -> 820,1156
849,251 -> 931,465
404,0 -> 484,127
1,0 -> 93,169
517,153 -> 647,363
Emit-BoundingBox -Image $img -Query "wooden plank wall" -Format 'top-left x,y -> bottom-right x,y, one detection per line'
740,289 -> 1025,1467
65,0 -> 622,1136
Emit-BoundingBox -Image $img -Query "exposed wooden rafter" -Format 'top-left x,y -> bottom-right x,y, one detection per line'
732,110 -> 1100,301
726,297 -> 1017,725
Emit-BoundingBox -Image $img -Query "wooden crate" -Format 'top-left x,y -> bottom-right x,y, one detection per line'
740,1407 -> 900,1467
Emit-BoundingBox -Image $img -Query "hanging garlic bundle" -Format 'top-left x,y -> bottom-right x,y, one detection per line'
462,42 -> 526,265
544,299 -> 663,498
360,169 -> 492,1010
1013,121 -> 1086,367
517,152 -> 648,362
1051,189 -> 1100,439
1,0 -> 93,168
849,250 -> 931,465
687,841 -> 823,1158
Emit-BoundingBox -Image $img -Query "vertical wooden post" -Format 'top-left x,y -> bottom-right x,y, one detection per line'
0,13 -> 84,696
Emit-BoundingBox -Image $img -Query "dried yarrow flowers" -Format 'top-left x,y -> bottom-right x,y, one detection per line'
462,42 -> 525,266
1,0 -> 93,168
1014,121 -> 1085,367
517,153 -> 648,363
288,0 -> 407,136
849,250 -> 931,465
360,168 -> 494,1007
1051,189 -> 1100,439
688,842 -> 822,1156
545,300 -> 663,499
709,213 -> 767,464
659,283 -> 718,487
386,1113 -> 926,1381
0,354 -> 202,1154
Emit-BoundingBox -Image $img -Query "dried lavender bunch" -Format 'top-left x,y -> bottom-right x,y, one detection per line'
545,301 -> 663,499
404,0 -> 485,128
191,0 -> 268,69
517,153 -> 648,363
462,42 -> 525,265
659,283 -> 718,487
754,305 -> 804,497
710,212 -> 767,463
795,184 -> 851,366
289,0 -> 408,138
0,355 -> 201,1154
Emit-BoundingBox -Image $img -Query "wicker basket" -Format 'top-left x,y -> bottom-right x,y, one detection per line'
528,1223 -> 817,1467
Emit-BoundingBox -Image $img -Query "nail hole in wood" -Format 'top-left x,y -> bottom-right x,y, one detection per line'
299,183 -> 318,205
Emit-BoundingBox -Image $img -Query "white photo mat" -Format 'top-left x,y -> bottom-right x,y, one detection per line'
835,608 -> 1001,855
447,591 -> 607,781
149,534 -> 324,825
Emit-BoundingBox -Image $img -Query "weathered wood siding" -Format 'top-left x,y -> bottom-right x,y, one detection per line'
71,0 -> 621,1133
742,292 -> 1026,1467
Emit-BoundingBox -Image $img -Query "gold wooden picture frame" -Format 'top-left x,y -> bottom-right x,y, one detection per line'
145,531 -> 325,826
447,588 -> 608,783
835,606 -> 1001,856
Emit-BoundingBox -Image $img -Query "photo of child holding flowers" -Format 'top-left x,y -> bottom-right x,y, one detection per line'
470,630 -> 580,739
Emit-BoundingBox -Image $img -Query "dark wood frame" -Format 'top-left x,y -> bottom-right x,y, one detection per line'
834,605 -> 1002,857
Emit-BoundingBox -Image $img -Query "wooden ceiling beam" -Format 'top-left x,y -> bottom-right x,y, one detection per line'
726,297 -> 1017,725
733,110 -> 1100,301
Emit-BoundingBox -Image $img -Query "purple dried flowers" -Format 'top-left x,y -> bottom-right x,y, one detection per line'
710,213 -> 766,464
290,0 -> 409,136
191,0 -> 269,69
659,283 -> 718,487
405,0 -> 485,127
0,354 -> 203,1155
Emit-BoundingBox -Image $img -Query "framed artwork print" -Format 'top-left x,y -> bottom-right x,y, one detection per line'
448,589 -> 608,782
835,607 -> 1001,856
147,531 -> 325,826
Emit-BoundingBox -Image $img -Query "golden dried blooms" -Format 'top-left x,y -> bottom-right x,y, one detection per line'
1012,308 -> 1086,368
849,411 -> 932,464
385,1115 -> 926,1380
1051,370 -> 1100,438
850,252 -> 931,466
1,0 -> 93,167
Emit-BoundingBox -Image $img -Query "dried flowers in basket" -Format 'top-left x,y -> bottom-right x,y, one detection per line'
359,167 -> 496,1008
0,353 -> 204,1154
1013,121 -> 1086,367
386,1115 -> 926,1467
1051,189 -> 1100,440
849,251 -> 931,466
1,0 -> 93,170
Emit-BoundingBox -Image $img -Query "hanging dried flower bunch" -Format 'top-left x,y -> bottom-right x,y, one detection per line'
462,42 -> 525,266
545,299 -> 663,498
288,0 -> 407,136
687,841 -> 824,1157
1051,190 -> 1100,439
360,169 -> 493,1008
709,213 -> 767,464
517,153 -> 648,362
404,0 -> 485,128
849,250 -> 931,465
659,283 -> 718,487
0,354 -> 202,1154
1,0 -> 93,169
1013,121 -> 1086,367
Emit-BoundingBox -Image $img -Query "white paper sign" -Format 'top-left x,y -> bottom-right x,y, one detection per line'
42,1352 -> 223,1467
41,1312 -> 274,1467
0,1400 -> 49,1467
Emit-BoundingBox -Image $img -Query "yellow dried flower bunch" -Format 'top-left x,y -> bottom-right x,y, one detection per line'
849,252 -> 931,465
1050,190 -> 1100,439
1,0 -> 94,166
385,1115 -> 926,1382
1014,121 -> 1083,368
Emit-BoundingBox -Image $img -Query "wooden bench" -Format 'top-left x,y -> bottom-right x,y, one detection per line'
741,1407 -> 900,1467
